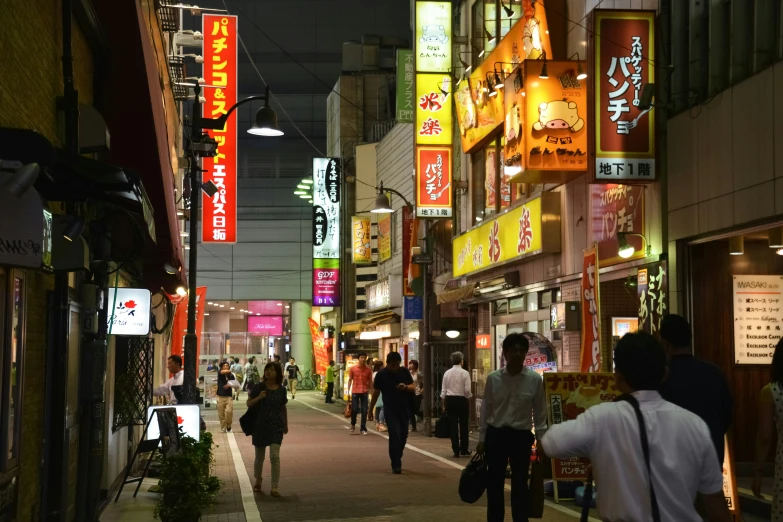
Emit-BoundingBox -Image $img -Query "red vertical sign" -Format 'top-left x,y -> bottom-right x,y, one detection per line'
402,207 -> 416,296
580,247 -> 601,373
415,146 -> 453,218
308,318 -> 330,375
202,15 -> 238,243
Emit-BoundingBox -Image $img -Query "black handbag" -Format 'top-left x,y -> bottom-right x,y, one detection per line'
435,413 -> 450,438
239,383 -> 265,436
459,452 -> 488,504
581,394 -> 660,522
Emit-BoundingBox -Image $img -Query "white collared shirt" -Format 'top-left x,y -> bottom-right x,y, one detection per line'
153,370 -> 184,404
541,390 -> 723,522
479,367 -> 548,441
441,365 -> 472,399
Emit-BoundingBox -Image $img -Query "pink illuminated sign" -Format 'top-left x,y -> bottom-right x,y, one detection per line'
247,315 -> 283,336
313,268 -> 340,306
248,301 -> 284,315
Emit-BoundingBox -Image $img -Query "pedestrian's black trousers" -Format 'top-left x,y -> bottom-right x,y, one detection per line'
384,406 -> 409,469
325,382 -> 334,402
446,396 -> 470,454
485,426 -> 534,522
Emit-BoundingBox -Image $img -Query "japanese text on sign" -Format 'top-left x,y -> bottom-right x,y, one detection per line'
732,275 -> 783,365
580,247 -> 601,373
638,262 -> 667,335
416,146 -> 452,218
202,15 -> 238,243
591,184 -> 645,266
352,216 -> 371,264
396,50 -> 415,122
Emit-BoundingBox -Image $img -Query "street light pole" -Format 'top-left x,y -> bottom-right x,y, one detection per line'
411,224 -> 433,436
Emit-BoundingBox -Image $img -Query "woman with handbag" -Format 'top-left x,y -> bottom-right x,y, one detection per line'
247,361 -> 288,497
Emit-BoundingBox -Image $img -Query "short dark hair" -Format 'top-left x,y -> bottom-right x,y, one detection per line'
502,333 -> 529,354
329,360 -> 335,365
373,360 -> 384,372
660,314 -> 692,348
614,331 -> 667,391
220,360 -> 230,370
274,354 -> 281,360
386,351 -> 402,364
409,359 -> 419,370
773,338 -> 783,384
358,352 -> 367,358
264,362 -> 284,385
168,355 -> 183,367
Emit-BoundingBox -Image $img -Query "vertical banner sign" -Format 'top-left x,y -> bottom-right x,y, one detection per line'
416,146 -> 453,217
591,184 -> 645,267
402,207 -> 416,296
732,275 -> 783,365
590,10 -> 656,182
580,246 -> 601,373
723,435 -> 740,514
308,318 -> 330,375
202,15 -> 238,243
396,49 -> 414,122
313,158 -> 341,306
415,1 -> 452,219
378,213 -> 392,261
637,260 -> 667,335
170,287 -> 208,377
351,216 -> 371,264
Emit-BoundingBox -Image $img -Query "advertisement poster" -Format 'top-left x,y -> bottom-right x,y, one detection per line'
202,14 -> 238,243
378,213 -> 392,262
170,287 -> 207,376
396,49 -> 414,122
637,261 -> 667,335
732,275 -> 783,365
589,10 -> 656,182
484,148 -> 511,210
402,207 -> 416,296
580,246 -> 601,373
544,372 -> 619,479
591,184 -> 645,267
248,315 -> 283,336
308,318 -> 330,375
416,145 -> 453,218
352,216 -> 372,264
107,288 -> 152,336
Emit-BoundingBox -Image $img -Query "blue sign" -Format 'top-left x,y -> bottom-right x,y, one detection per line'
404,296 -> 423,320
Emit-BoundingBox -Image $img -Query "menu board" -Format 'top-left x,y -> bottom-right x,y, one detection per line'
732,275 -> 783,365
544,372 -> 619,480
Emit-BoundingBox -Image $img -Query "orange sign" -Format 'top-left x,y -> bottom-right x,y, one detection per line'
580,246 -> 601,373
503,61 -> 588,183
476,334 -> 491,349
308,318 -> 330,375
454,0 -> 552,153
415,145 -> 452,218
202,15 -> 238,243
171,287 -> 208,377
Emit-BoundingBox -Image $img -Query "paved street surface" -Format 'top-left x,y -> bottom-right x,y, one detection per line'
103,390 -> 591,521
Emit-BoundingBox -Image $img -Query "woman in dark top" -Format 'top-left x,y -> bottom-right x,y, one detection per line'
247,362 -> 288,496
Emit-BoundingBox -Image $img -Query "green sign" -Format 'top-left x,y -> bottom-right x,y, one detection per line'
396,49 -> 414,122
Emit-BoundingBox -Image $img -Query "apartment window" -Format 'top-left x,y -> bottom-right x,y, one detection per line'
0,269 -> 23,471
472,1 -> 523,66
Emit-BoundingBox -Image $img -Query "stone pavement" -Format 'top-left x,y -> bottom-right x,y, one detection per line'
102,389 -> 592,521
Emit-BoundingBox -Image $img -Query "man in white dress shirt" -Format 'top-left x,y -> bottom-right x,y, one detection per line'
153,355 -> 185,405
476,333 -> 548,522
539,331 -> 730,522
441,351 -> 472,457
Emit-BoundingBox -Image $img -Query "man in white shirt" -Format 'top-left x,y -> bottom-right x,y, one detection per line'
230,358 -> 244,400
476,334 -> 547,522
441,351 -> 472,457
539,331 -> 730,522
153,355 -> 185,405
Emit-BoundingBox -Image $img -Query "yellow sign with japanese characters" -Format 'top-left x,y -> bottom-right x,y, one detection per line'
352,216 -> 372,264
416,74 -> 452,146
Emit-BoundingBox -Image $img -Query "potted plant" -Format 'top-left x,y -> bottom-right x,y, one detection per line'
153,431 -> 222,522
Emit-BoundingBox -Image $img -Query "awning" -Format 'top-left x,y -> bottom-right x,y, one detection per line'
340,311 -> 399,333
436,285 -> 476,305
341,319 -> 364,333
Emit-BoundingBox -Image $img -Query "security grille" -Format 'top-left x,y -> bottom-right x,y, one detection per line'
113,336 -> 154,430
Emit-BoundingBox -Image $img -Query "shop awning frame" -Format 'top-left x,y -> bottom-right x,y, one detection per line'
436,285 -> 476,305
340,311 -> 400,333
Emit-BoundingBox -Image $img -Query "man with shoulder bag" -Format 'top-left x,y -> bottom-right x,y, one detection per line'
538,331 -> 730,522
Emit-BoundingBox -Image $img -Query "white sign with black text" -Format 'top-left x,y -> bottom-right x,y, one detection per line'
107,287 -> 151,336
732,275 -> 782,365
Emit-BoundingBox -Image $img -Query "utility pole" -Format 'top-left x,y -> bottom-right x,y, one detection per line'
412,221 -> 433,436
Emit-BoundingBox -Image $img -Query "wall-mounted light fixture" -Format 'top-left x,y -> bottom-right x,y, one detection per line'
1,163 -> 39,198
538,51 -> 549,79
62,216 -> 85,242
568,52 -> 587,80
729,235 -> 744,255
769,227 -> 783,248
617,232 -> 651,259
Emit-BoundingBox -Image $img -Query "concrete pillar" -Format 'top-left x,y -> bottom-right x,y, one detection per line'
291,300 -> 313,374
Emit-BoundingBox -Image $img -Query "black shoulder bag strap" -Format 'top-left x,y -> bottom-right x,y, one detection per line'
580,394 -> 661,522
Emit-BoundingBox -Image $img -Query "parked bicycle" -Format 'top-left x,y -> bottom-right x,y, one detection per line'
298,369 -> 318,390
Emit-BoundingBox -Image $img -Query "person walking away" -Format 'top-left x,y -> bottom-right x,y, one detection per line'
539,331 -> 730,522
409,360 -> 423,432
153,355 -> 185,404
216,361 -> 240,432
285,357 -> 302,399
325,360 -> 336,403
475,334 -> 547,522
247,362 -> 288,497
231,358 -> 244,400
243,357 -> 253,392
442,352 -> 472,457
347,352 -> 373,434
372,360 -> 387,432
659,314 -> 732,465
369,351 -> 415,474
752,338 -> 783,519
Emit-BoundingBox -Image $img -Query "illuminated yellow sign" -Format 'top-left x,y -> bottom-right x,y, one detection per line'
452,193 -> 561,277
415,2 -> 452,73
352,216 -> 371,264
416,74 -> 452,145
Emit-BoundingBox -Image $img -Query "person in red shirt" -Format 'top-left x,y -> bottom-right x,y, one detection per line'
348,352 -> 373,434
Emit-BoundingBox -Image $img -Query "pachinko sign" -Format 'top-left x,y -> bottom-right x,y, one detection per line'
451,193 -> 561,277
589,10 -> 656,182
580,246 -> 601,373
544,372 -> 619,480
202,14 -> 238,243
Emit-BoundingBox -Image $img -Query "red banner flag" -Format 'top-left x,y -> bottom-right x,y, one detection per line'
308,318 -> 330,375
579,247 -> 601,373
171,287 -> 208,377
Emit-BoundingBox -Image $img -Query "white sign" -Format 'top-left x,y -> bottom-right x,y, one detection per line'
146,405 -> 200,441
732,275 -> 783,365
365,275 -> 402,312
595,158 -> 655,180
313,158 -> 341,260
107,287 -> 151,336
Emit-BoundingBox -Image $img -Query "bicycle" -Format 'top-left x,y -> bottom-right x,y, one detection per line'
299,369 -> 317,390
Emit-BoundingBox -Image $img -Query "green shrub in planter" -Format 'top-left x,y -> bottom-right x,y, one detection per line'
153,430 -> 222,522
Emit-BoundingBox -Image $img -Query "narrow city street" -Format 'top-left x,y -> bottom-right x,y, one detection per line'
104,391 -> 591,522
